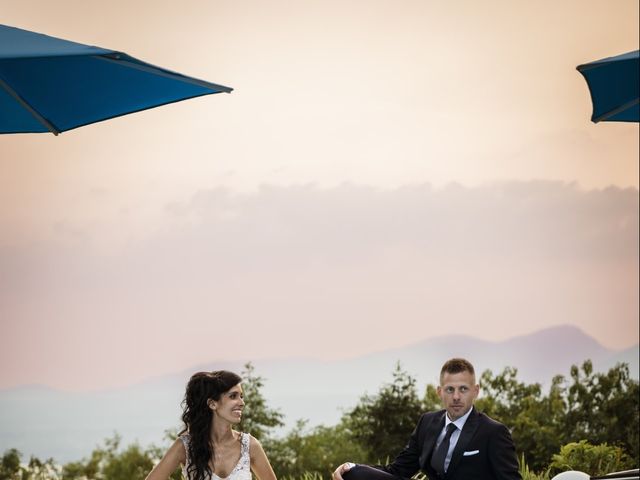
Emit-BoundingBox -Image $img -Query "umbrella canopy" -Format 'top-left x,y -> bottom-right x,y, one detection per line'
576,50 -> 639,123
0,24 -> 232,135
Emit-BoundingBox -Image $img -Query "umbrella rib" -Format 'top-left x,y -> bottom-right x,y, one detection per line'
0,76 -> 60,135
593,97 -> 640,123
94,53 -> 233,93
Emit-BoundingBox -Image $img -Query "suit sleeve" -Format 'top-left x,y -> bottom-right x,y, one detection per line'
373,414 -> 425,478
488,424 -> 522,480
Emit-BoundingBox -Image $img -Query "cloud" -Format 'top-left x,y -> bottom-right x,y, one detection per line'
158,181 -> 637,265
0,181 -> 637,389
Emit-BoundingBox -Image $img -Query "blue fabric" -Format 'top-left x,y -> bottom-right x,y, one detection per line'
0,24 -> 112,59
0,24 -> 232,134
0,83 -> 47,132
577,50 -> 639,123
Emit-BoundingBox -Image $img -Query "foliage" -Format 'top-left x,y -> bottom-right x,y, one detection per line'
100,437 -> 153,480
342,362 -> 423,463
476,361 -> 639,472
266,421 -> 366,479
281,473 -> 324,480
0,449 -> 21,480
25,456 -> 62,480
548,440 -> 634,477
239,362 -> 285,440
564,360 -> 639,461
518,453 -> 550,480
422,384 -> 441,413
0,449 -> 60,480
476,367 -> 567,471
58,433 -> 182,480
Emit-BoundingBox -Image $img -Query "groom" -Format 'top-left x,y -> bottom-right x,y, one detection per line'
333,358 -> 522,480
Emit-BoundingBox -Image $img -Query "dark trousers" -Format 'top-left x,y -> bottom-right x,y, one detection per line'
343,465 -> 409,480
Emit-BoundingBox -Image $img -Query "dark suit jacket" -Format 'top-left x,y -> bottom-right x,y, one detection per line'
377,408 -> 521,480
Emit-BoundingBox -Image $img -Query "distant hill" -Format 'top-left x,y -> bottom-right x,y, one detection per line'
0,325 -> 636,463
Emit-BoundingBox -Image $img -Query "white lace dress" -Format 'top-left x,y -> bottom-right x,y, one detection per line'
180,432 -> 251,480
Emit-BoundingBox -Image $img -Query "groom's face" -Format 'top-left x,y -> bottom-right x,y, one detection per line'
437,370 -> 479,421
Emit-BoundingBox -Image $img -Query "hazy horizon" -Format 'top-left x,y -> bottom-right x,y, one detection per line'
1,322 -> 637,464
2,322 -> 638,394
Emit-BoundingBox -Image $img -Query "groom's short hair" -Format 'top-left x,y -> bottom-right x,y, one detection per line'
440,358 -> 475,384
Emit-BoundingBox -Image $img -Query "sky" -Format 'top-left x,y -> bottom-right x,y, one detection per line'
1,0 -> 638,392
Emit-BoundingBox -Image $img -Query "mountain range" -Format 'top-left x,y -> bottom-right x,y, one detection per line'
0,325 -> 637,463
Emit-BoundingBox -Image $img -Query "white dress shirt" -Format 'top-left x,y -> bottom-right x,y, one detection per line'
434,406 -> 474,472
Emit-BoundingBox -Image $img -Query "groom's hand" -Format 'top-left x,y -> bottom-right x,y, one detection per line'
332,462 -> 355,480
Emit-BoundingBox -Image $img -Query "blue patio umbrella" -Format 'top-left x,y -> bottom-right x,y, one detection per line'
576,50 -> 639,123
0,24 -> 232,135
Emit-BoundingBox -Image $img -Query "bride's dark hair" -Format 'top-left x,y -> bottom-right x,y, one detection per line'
179,370 -> 242,480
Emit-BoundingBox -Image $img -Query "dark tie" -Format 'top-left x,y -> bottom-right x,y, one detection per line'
430,423 -> 457,477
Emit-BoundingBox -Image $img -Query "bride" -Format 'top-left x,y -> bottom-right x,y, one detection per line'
146,370 -> 277,480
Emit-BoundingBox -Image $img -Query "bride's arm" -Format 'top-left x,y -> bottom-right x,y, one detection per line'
249,436 -> 277,480
145,438 -> 186,480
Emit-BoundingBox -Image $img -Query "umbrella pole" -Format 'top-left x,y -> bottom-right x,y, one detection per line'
0,77 -> 60,135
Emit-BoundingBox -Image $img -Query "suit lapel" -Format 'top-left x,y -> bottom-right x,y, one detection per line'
420,411 -> 446,469
446,408 -> 480,477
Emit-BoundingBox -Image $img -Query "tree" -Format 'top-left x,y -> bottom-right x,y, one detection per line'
61,440 -> 106,480
0,449 -> 21,480
239,362 -> 285,441
475,367 -> 567,471
563,361 -> 639,463
0,449 -> 60,480
267,421 -> 367,479
342,362 -> 423,463
474,361 -> 639,472
24,456 -> 60,480
422,384 -> 441,413
101,443 -> 154,480
60,433 -> 182,480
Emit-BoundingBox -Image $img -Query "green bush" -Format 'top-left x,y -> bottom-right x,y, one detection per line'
548,440 -> 634,477
266,421 -> 366,479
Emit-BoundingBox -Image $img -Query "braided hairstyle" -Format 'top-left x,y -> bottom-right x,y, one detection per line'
179,370 -> 242,480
